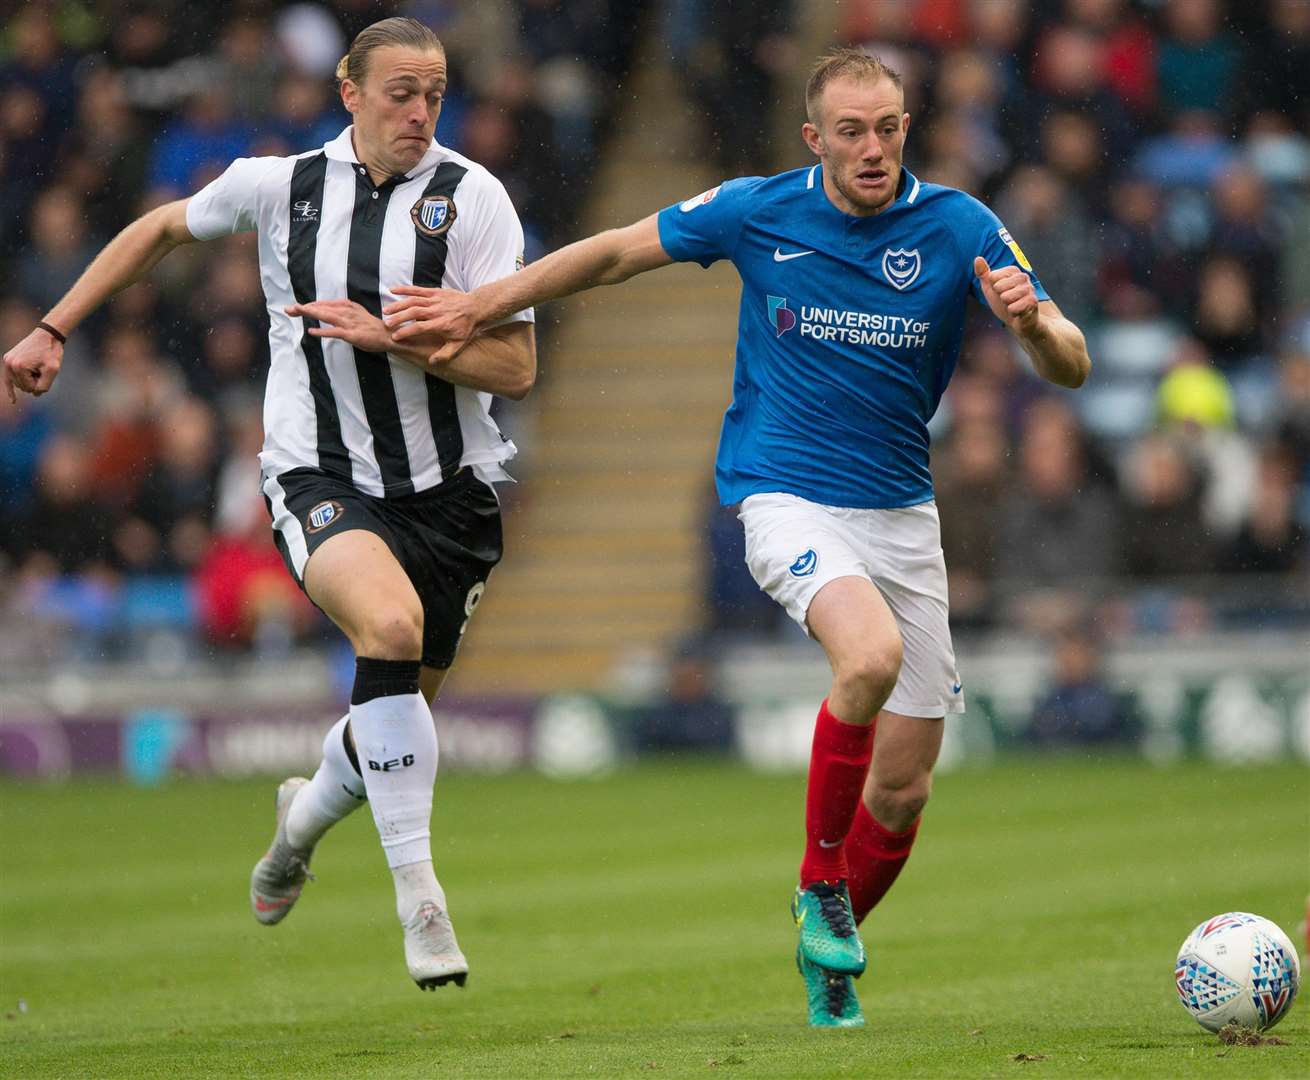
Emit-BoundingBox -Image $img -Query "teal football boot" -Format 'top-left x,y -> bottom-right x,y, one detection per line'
793,881 -> 866,975
796,946 -> 865,1028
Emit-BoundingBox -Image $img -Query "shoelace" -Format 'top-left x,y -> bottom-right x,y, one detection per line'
816,890 -> 856,939
411,903 -> 446,931
282,853 -> 314,885
823,971 -> 849,1016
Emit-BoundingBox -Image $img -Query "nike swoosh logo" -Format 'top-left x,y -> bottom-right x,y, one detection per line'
254,895 -> 294,912
951,682 -> 963,694
773,248 -> 815,262
818,838 -> 842,849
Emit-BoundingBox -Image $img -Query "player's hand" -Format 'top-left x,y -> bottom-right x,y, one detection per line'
974,257 -> 1039,337
383,286 -> 477,364
284,299 -> 392,354
3,328 -> 64,404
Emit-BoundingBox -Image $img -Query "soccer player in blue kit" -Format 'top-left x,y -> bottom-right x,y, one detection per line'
376,49 -> 1091,1026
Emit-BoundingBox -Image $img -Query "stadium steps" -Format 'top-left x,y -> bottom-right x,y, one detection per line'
445,51 -> 739,697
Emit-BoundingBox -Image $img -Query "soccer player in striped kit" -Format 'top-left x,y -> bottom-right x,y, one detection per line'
382,48 -> 1092,1026
2,18 -> 535,991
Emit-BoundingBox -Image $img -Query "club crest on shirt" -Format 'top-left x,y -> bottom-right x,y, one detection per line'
411,194 -> 456,237
881,248 -> 922,291
306,500 -> 345,533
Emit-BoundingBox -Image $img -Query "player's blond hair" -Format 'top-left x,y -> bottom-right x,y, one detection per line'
805,47 -> 903,125
334,17 -> 444,86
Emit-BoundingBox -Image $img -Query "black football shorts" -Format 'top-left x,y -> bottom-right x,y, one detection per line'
262,466 -> 502,668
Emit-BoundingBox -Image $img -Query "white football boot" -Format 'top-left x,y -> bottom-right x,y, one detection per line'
249,777 -> 315,925
402,890 -> 469,990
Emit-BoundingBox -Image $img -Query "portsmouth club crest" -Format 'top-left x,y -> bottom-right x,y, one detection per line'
881,247 -> 922,291
411,194 -> 456,238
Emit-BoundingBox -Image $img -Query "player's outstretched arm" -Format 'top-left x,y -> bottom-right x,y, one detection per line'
433,322 -> 536,399
973,256 -> 1090,389
283,300 -> 536,399
2,200 -> 197,403
383,213 -> 673,364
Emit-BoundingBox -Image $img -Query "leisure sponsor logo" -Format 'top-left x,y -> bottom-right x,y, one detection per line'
766,295 -> 930,348
306,500 -> 345,533
292,199 -> 319,222
679,185 -> 721,212
767,294 -> 797,337
881,247 -> 922,291
411,194 -> 457,237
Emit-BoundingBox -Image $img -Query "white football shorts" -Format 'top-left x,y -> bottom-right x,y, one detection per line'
738,492 -> 965,718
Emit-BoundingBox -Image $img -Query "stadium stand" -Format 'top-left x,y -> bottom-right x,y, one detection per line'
1,1 -> 1308,732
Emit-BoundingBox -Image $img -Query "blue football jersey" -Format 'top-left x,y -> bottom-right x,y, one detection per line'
657,166 -> 1049,509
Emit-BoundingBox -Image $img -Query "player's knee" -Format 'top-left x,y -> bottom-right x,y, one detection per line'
835,640 -> 903,705
355,601 -> 424,660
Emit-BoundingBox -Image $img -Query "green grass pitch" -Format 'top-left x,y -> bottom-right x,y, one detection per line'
2,757 -> 1307,1078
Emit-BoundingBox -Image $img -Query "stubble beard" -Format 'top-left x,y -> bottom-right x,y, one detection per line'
836,165 -> 896,215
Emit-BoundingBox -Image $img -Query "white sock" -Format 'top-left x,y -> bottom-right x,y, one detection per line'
395,861 -> 444,922
349,689 -> 439,878
284,714 -> 368,851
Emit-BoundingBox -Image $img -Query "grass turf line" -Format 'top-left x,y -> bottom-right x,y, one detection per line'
2,758 -> 1307,1077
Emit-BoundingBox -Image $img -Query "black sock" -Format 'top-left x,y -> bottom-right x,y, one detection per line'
351,657 -> 421,705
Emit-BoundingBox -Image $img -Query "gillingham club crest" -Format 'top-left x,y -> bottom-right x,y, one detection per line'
411,194 -> 456,237
881,247 -> 922,291
306,500 -> 345,534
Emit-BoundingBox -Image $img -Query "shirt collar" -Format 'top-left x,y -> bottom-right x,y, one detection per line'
322,125 -> 443,178
811,164 -> 921,216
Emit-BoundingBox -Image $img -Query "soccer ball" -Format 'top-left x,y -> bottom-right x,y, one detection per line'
1175,912 -> 1301,1033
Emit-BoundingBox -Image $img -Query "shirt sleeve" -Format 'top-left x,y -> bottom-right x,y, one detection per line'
656,177 -> 762,268
448,171 -> 533,326
185,157 -> 281,241
967,201 -> 1051,309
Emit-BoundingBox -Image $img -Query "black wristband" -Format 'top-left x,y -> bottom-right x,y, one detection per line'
36,321 -> 67,345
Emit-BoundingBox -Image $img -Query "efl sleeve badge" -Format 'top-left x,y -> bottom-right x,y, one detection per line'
412,194 -> 457,237
996,226 -> 1033,271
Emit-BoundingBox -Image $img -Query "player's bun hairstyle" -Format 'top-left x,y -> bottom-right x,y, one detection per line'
805,47 -> 903,125
335,17 -> 444,86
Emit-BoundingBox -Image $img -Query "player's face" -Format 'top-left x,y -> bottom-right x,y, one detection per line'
342,45 -> 446,177
805,76 -> 910,216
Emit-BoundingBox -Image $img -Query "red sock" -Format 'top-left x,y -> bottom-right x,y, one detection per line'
799,699 -> 874,887
846,800 -> 919,923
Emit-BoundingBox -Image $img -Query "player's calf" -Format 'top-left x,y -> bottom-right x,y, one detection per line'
866,773 -> 930,835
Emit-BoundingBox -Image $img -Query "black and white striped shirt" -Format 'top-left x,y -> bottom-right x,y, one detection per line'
186,126 -> 533,499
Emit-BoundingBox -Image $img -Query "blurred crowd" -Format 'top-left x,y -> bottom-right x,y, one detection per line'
0,0 -> 638,659
3,0 -> 1310,686
706,0 -> 1310,662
